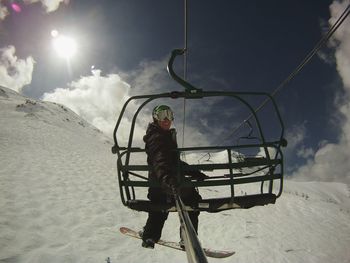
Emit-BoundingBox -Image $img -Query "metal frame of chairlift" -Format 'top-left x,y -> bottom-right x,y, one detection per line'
112,49 -> 287,213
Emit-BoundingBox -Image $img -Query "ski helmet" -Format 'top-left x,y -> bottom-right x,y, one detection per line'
152,105 -> 174,121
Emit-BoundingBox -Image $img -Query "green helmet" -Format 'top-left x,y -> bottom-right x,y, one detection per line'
152,105 -> 174,121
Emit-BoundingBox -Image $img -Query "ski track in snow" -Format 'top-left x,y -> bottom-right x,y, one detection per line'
1,87 -> 350,263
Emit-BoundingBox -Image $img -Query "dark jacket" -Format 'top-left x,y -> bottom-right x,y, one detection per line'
143,122 -> 204,193
143,122 -> 179,184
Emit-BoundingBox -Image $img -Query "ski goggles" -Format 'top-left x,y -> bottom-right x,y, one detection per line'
153,109 -> 174,121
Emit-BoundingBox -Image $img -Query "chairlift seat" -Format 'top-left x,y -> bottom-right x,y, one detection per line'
126,193 -> 276,213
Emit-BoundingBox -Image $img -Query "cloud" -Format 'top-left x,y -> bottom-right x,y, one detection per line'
283,122 -> 313,171
42,69 -> 139,140
296,146 -> 315,159
285,123 -> 308,152
122,56 -> 177,96
23,0 -> 68,13
291,143 -> 350,183
291,0 -> 350,184
0,46 -> 35,92
42,58 -> 179,145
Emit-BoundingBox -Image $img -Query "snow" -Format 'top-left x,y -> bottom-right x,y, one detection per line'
1,87 -> 350,263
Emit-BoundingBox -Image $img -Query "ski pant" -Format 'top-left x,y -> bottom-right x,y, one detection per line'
142,187 -> 201,242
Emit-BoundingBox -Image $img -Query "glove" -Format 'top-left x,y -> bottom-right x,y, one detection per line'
160,175 -> 178,194
191,171 -> 208,181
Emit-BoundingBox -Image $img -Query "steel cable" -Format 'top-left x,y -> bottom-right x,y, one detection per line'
220,3 -> 350,145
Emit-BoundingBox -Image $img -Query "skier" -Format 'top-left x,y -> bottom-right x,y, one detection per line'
141,105 -> 207,249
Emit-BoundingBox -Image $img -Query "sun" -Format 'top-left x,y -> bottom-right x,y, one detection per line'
52,32 -> 77,59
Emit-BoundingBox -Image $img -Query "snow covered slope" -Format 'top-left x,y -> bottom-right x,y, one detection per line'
1,87 -> 349,263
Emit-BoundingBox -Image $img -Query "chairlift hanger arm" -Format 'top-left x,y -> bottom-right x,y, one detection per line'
167,49 -> 202,94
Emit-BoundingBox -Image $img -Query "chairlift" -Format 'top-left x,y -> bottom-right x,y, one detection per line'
111,49 -> 287,213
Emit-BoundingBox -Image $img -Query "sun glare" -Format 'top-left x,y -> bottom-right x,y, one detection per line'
52,34 -> 77,59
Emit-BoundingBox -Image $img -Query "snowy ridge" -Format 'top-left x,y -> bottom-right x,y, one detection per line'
1,87 -> 350,263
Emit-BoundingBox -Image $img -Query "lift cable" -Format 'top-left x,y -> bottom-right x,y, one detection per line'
220,3 -> 350,145
197,3 -> 350,163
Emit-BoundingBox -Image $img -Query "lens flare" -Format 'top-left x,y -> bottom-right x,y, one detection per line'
11,3 -> 22,13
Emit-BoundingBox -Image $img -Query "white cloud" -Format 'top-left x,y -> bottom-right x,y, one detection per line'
0,3 -> 8,20
285,123 -> 307,151
42,69 -> 139,139
296,146 -> 315,159
23,0 -> 68,13
123,57 -> 176,96
283,122 -> 310,165
291,143 -> 350,183
42,69 -> 165,150
291,0 -> 350,184
0,46 -> 34,92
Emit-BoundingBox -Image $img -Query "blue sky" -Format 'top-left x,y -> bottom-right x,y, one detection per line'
1,0 -> 350,183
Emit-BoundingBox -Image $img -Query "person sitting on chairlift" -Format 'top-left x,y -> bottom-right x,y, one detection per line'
140,104 -> 207,249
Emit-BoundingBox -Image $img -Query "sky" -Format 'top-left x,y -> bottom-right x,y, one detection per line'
0,86 -> 349,263
1,0 -> 350,183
